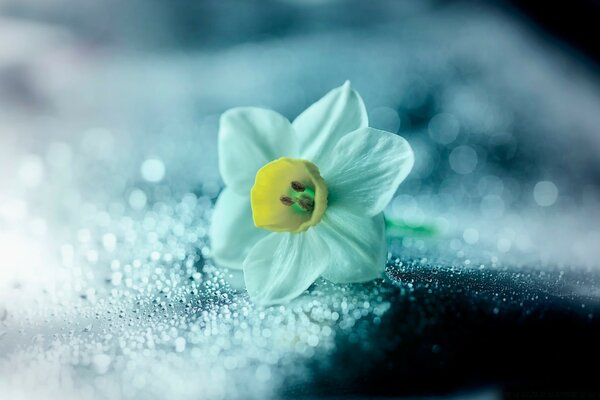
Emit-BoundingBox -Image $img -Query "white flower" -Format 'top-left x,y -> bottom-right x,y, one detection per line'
210,82 -> 414,305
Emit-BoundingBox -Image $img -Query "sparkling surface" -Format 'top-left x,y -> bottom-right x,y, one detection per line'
1,1 -> 600,399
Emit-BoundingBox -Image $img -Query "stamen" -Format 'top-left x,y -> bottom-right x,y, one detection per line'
298,196 -> 314,212
291,181 -> 306,192
279,195 -> 294,206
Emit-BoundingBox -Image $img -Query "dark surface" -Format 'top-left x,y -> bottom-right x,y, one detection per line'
288,259 -> 600,398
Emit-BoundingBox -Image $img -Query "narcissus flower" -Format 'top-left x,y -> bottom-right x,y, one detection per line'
210,82 -> 414,305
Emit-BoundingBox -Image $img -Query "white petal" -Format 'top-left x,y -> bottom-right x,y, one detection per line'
315,206 -> 386,283
243,230 -> 329,305
219,107 -> 297,195
293,81 -> 367,165
209,188 -> 267,270
321,127 -> 414,216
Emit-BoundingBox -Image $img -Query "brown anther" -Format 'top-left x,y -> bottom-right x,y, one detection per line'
291,181 -> 306,192
279,196 -> 294,206
298,197 -> 314,212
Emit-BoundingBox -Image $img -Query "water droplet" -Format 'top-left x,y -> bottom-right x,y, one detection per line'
102,233 -> 117,252
128,189 -> 147,210
140,159 -> 165,183
449,145 -> 478,174
92,354 -> 112,374
533,181 -> 558,207
428,113 -> 459,145
174,337 -> 186,352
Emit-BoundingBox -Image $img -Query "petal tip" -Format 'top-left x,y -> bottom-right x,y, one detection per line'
339,80 -> 355,97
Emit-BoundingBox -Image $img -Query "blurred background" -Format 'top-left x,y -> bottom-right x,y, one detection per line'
1,1 -> 600,399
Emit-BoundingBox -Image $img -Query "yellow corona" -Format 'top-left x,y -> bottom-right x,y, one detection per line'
250,157 -> 328,233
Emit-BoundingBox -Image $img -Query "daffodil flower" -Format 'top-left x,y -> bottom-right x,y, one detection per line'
210,82 -> 414,305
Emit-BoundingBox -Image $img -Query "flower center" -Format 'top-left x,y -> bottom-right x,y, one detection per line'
250,157 -> 328,233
